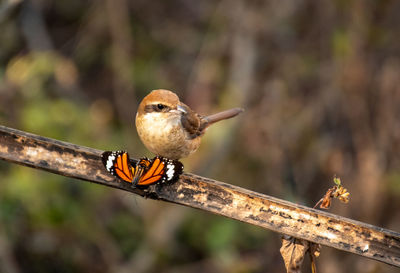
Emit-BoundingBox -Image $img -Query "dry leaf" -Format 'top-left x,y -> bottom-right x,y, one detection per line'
334,187 -> 350,203
319,188 -> 334,209
309,243 -> 321,273
310,243 -> 321,258
280,236 -> 310,273
314,176 -> 350,209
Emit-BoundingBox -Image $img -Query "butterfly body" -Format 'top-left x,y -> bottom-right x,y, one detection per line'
101,151 -> 183,188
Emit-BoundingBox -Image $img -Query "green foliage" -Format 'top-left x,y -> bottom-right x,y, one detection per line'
107,212 -> 144,259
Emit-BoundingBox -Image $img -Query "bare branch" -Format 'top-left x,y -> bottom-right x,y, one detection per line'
0,125 -> 399,267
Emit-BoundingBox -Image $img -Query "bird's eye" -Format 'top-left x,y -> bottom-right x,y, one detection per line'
153,104 -> 169,112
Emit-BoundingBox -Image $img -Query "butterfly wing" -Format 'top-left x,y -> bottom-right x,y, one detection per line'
102,152 -> 184,187
101,151 -> 134,183
137,157 -> 183,186
137,157 -> 165,186
160,157 -> 183,183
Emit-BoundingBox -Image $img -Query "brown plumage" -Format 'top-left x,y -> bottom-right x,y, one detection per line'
135,89 -> 243,159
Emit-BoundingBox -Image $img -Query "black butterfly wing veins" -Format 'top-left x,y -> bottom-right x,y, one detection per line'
101,151 -> 135,183
102,151 -> 184,187
135,157 -> 179,186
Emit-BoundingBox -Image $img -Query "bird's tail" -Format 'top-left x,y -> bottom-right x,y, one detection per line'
201,107 -> 244,130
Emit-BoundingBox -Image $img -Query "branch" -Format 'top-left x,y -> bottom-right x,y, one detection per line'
0,125 -> 399,267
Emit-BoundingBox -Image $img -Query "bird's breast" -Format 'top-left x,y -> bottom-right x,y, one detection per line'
135,113 -> 201,159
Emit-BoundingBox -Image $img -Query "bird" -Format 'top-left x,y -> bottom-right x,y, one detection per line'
135,89 -> 243,160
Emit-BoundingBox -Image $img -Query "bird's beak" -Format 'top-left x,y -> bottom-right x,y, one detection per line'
170,104 -> 187,115
176,105 -> 187,114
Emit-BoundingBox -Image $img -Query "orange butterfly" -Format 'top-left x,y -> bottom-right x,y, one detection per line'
101,151 -> 183,187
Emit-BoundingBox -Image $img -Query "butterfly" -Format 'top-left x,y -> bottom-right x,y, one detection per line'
101,150 -> 183,188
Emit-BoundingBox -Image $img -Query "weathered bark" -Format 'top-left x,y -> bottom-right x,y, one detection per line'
0,125 -> 399,267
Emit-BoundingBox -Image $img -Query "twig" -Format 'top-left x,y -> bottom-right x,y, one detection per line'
0,125 -> 399,267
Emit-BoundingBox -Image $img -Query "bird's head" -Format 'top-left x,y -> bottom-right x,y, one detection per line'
137,89 -> 187,119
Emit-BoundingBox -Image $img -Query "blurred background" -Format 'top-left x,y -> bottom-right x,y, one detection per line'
0,0 -> 399,272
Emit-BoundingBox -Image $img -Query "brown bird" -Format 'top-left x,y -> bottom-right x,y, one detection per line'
135,89 -> 243,159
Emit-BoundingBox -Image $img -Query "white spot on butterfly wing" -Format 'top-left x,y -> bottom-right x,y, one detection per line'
106,154 -> 116,171
166,162 -> 175,181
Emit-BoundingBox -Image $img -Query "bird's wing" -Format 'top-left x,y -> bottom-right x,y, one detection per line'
179,103 -> 203,138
